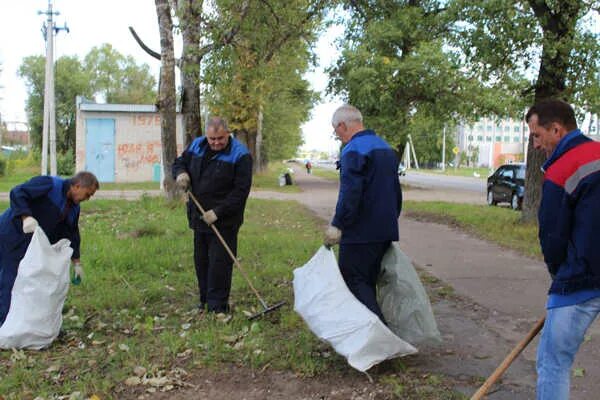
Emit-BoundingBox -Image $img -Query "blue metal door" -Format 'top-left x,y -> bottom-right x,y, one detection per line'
85,118 -> 115,182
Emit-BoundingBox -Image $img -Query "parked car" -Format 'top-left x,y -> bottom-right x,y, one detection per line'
397,162 -> 407,176
487,163 -> 526,210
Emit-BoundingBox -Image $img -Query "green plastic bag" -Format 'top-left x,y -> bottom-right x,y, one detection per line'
377,242 -> 442,346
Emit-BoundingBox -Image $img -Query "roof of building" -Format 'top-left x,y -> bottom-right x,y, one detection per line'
78,103 -> 158,113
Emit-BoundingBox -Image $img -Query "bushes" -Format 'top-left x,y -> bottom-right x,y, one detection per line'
57,151 -> 75,176
0,157 -> 6,177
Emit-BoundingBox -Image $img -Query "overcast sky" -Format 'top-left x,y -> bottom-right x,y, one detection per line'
0,0 -> 342,153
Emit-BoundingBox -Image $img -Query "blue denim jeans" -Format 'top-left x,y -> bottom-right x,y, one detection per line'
537,296 -> 600,399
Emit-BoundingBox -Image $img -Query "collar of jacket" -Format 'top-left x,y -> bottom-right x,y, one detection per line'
542,129 -> 589,172
349,129 -> 376,142
198,135 -> 233,155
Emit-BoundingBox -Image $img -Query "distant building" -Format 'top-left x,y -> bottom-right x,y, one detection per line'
1,121 -> 30,148
75,97 -> 185,183
456,117 -> 528,168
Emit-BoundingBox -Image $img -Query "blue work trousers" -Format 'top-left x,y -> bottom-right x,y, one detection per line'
193,228 -> 238,313
0,240 -> 29,326
338,242 -> 390,323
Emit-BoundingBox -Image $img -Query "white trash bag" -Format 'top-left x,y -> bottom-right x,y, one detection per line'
377,242 -> 442,346
0,227 -> 73,350
293,246 -> 417,372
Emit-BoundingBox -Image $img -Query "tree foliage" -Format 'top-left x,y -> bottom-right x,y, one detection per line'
204,0 -> 325,169
18,46 -> 156,155
328,0 -> 521,164
450,0 -> 600,221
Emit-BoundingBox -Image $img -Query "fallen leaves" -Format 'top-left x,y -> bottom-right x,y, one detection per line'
123,367 -> 191,393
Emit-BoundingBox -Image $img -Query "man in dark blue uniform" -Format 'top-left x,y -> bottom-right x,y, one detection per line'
0,171 -> 98,326
172,117 -> 252,314
324,105 -> 402,323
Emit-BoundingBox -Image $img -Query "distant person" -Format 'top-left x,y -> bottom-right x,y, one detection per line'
0,171 -> 99,326
526,99 -> 600,400
305,160 -> 312,174
323,104 -> 402,323
172,117 -> 252,314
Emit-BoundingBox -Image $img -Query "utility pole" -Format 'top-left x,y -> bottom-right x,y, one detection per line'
441,126 -> 446,172
39,0 -> 68,176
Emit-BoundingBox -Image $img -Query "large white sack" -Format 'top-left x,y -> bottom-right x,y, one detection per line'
293,246 -> 417,372
377,242 -> 442,346
0,227 -> 73,350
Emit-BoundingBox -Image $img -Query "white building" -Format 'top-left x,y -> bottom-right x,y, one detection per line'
457,117 -> 528,169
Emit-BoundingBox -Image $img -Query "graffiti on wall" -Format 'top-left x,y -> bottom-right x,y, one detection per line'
118,141 -> 161,171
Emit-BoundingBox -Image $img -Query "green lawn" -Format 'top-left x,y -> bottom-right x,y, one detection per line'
403,201 -> 540,259
311,166 -> 339,181
251,162 -> 302,192
0,197 -> 465,399
418,167 -> 491,179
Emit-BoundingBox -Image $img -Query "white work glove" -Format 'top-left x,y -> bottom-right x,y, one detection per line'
73,262 -> 83,280
176,172 -> 191,190
202,209 -> 218,225
323,225 -> 342,247
22,216 -> 39,234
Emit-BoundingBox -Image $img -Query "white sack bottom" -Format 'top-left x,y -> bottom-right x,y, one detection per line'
293,246 -> 417,372
0,227 -> 73,350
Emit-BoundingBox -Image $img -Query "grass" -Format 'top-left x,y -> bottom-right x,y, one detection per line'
311,166 -> 340,181
419,167 -> 491,179
403,200 -> 541,259
0,196 -> 465,399
251,162 -> 302,192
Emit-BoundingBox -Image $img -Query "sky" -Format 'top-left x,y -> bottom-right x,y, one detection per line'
0,0 -> 342,153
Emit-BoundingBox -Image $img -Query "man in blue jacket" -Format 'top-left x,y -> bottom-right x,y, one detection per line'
324,105 -> 402,323
172,117 -> 252,314
0,171 -> 98,326
526,99 -> 600,399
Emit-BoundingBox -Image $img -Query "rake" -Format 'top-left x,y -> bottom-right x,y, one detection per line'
187,191 -> 286,320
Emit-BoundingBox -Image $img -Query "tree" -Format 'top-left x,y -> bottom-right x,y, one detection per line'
84,44 -> 156,104
205,0 -> 326,171
130,0 -> 249,146
155,0 -> 178,199
19,55 -> 92,154
328,1 -> 518,166
451,0 -> 600,221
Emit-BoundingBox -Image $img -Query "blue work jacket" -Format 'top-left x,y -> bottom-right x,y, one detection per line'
332,130 -> 402,244
0,176 -> 81,259
539,130 -> 600,294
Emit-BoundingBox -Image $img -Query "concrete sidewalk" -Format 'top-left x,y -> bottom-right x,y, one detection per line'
261,166 -> 600,399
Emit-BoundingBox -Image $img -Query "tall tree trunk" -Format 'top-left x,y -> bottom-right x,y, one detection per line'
155,0 -> 178,199
521,0 -> 580,223
254,105 -> 265,173
179,0 -> 202,147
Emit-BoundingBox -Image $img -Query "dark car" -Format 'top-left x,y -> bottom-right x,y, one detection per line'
487,163 -> 526,210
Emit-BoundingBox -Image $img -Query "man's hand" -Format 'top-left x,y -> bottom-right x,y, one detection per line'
22,216 -> 39,234
202,209 -> 218,225
323,225 -> 342,247
176,172 -> 191,190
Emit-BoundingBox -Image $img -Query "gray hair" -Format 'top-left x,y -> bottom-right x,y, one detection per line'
332,104 -> 363,126
72,171 -> 99,190
206,116 -> 229,132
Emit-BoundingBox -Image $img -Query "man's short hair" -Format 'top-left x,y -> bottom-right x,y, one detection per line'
206,117 -> 229,132
72,171 -> 99,190
525,99 -> 578,131
332,104 -> 363,127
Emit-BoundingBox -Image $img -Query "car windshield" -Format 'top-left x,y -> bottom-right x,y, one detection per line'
516,166 -> 526,180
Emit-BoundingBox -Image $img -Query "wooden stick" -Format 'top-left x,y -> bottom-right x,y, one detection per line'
470,315 -> 546,400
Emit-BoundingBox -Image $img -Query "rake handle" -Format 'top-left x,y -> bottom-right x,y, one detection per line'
470,315 -> 546,400
187,191 -> 268,309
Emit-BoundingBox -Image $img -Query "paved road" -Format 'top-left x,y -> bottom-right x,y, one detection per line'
401,170 -> 487,193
